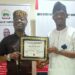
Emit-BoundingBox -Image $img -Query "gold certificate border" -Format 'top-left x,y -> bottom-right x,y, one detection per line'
20,36 -> 49,61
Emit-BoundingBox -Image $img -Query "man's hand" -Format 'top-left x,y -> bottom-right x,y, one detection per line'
48,47 -> 58,53
9,52 -> 20,60
37,60 -> 48,69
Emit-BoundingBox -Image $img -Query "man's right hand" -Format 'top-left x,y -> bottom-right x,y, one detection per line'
37,60 -> 48,69
9,52 -> 20,60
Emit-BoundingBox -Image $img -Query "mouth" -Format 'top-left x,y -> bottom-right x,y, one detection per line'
17,22 -> 23,26
56,19 -> 63,23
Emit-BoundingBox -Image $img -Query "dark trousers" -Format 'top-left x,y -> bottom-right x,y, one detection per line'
7,61 -> 32,75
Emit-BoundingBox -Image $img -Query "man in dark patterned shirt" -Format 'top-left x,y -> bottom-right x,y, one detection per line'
0,10 -> 32,75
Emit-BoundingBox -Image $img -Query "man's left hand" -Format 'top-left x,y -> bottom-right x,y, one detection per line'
47,47 -> 58,53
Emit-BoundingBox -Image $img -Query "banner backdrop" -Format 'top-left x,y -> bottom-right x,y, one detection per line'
36,0 -> 75,37
0,4 -> 31,41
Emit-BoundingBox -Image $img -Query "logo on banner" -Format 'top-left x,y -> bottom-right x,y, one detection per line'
1,9 -> 11,19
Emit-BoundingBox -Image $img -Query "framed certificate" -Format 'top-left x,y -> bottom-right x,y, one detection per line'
20,36 -> 49,60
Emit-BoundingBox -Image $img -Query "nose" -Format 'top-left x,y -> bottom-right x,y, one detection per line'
18,19 -> 21,22
57,15 -> 61,18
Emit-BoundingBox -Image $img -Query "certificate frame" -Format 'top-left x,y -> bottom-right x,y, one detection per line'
20,36 -> 49,60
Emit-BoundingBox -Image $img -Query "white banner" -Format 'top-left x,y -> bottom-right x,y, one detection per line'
0,4 -> 31,41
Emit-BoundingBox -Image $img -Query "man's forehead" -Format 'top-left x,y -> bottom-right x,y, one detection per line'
14,15 -> 27,20
54,10 -> 66,14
